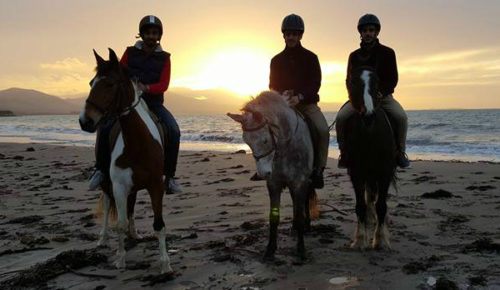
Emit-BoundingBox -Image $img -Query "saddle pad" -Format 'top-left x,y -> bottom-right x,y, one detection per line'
108,109 -> 166,151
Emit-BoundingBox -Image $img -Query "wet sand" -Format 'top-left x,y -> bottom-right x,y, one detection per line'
0,142 -> 499,289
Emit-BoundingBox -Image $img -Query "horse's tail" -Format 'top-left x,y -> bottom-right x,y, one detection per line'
309,189 -> 320,220
96,192 -> 118,223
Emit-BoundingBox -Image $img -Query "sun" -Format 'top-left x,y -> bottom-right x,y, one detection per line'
187,47 -> 271,96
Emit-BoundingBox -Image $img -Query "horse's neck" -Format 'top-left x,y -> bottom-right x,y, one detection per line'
118,93 -> 154,139
274,108 -> 296,141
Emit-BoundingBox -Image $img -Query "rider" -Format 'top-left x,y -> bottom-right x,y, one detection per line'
335,13 -> 410,168
88,15 -> 182,194
268,13 -> 330,189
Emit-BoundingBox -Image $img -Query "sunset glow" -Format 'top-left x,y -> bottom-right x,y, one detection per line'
172,47 -> 271,96
0,0 -> 499,109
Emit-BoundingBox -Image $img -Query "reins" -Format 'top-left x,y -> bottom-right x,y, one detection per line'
243,109 -> 300,161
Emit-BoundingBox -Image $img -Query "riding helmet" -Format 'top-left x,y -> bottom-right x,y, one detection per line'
357,14 -> 381,32
281,14 -> 305,33
139,15 -> 163,39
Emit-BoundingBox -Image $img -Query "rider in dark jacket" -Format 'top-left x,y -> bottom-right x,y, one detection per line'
269,14 -> 330,189
336,14 -> 409,168
89,15 -> 182,194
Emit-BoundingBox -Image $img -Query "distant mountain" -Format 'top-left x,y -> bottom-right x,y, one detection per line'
0,87 -> 343,116
0,88 -> 81,115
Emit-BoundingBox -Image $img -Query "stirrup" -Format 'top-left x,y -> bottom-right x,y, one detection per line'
397,152 -> 410,168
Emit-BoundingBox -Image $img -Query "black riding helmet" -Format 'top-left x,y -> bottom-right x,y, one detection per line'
357,14 -> 381,32
281,14 -> 304,33
139,15 -> 163,40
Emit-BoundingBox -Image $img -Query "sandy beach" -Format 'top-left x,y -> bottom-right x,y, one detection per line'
0,142 -> 499,289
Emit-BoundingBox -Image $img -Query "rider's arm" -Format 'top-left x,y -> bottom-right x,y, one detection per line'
147,56 -> 171,94
298,54 -> 321,104
269,57 -> 280,92
119,49 -> 129,66
345,52 -> 353,98
380,49 -> 398,95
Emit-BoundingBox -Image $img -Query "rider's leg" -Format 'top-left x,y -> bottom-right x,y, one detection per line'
296,103 -> 329,189
380,94 -> 409,168
335,102 -> 356,168
148,105 -> 182,194
89,120 -> 113,190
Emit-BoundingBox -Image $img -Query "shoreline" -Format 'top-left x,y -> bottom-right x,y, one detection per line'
0,142 -> 499,289
0,140 -> 498,164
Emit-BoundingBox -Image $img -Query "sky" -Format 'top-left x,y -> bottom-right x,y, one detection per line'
0,0 -> 499,110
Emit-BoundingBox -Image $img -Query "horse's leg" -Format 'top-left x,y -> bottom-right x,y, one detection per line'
350,176 -> 369,249
291,182 -> 308,260
264,180 -> 282,260
373,179 -> 391,250
97,193 -> 110,246
148,181 -> 173,273
304,187 -> 312,233
365,181 -> 378,231
113,182 -> 129,269
127,191 -> 142,239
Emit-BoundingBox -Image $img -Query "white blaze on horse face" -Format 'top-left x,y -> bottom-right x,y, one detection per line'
79,76 -> 102,124
360,70 -> 375,115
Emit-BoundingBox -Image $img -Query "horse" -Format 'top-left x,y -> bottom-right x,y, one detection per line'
228,90 -> 318,261
79,48 -> 172,273
343,67 -> 397,250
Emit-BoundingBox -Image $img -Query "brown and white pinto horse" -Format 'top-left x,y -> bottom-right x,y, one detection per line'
344,67 -> 397,250
79,48 -> 172,273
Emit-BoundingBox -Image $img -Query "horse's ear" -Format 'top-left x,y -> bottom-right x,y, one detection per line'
93,49 -> 106,69
227,112 -> 244,123
108,48 -> 119,66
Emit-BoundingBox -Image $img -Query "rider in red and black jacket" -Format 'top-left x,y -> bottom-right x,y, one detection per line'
89,15 -> 182,194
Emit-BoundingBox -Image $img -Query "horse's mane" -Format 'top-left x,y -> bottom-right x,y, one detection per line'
242,90 -> 289,120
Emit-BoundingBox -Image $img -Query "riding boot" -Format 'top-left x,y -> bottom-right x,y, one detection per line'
89,120 -> 113,190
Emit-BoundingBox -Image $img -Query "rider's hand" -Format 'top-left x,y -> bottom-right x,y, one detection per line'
137,82 -> 149,93
288,95 -> 300,106
283,90 -> 294,97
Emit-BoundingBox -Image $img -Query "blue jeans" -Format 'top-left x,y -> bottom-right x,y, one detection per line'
95,105 -> 180,178
147,105 -> 181,178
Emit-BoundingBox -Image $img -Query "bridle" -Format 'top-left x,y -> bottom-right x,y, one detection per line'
85,76 -> 141,127
243,110 -> 300,161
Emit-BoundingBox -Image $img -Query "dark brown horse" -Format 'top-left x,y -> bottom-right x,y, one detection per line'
79,48 -> 172,273
344,67 -> 397,249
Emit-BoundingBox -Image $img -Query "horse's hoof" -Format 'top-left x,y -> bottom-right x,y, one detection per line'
128,232 -> 143,240
293,252 -> 307,265
160,262 -> 173,274
114,256 -> 126,269
97,236 -> 108,247
262,250 -> 275,262
372,239 -> 392,251
349,240 -> 368,250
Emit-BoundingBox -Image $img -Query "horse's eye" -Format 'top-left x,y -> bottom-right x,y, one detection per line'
263,140 -> 268,144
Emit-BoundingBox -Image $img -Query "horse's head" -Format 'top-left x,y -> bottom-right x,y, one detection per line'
349,67 -> 380,117
79,48 -> 134,133
227,110 -> 276,179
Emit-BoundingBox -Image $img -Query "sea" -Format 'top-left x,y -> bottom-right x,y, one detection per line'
1,109 -> 499,162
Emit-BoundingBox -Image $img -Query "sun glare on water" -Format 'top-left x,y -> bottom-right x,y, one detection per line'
186,48 -> 270,96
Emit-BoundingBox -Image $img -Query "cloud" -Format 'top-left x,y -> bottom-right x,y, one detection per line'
194,96 -> 208,100
39,58 -> 92,72
399,47 -> 500,88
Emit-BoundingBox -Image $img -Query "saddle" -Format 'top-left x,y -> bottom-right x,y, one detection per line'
108,108 -> 166,150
